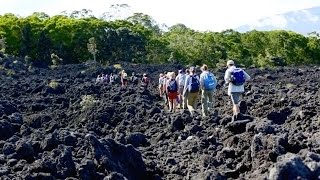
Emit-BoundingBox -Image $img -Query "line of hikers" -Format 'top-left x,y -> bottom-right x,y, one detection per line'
95,60 -> 250,121
96,70 -> 151,89
159,60 -> 251,121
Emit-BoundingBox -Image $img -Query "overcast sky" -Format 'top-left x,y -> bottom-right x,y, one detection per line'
1,0 -> 320,31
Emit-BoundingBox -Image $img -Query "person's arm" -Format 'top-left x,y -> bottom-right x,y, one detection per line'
212,73 -> 218,89
199,73 -> 204,90
224,69 -> 230,84
166,81 -> 169,93
175,75 -> 179,86
183,76 -> 189,95
244,71 -> 251,81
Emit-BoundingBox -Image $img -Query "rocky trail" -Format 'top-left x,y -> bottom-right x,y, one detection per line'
0,57 -> 319,179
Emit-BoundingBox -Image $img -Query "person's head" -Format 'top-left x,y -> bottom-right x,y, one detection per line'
227,60 -> 235,67
178,69 -> 183,74
143,73 -> 147,77
201,64 -> 208,71
97,75 -> 101,77
168,72 -> 175,79
185,68 -> 190,74
189,66 -> 196,74
159,73 -> 163,77
132,72 -> 135,76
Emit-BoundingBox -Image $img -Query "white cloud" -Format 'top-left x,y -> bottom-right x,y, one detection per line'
249,15 -> 288,29
301,10 -> 319,22
0,0 -> 320,31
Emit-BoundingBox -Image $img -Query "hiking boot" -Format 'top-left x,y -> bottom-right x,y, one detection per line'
232,114 -> 238,122
237,113 -> 245,120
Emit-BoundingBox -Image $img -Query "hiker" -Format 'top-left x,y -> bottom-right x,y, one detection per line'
163,72 -> 169,105
109,73 -> 115,85
176,69 -> 186,109
131,72 -> 139,86
121,70 -> 128,88
141,73 -> 150,89
96,74 -> 102,84
185,68 -> 190,76
200,64 -> 217,117
166,72 -> 178,112
183,67 -> 200,116
158,73 -> 165,97
104,74 -> 109,84
224,60 -> 251,121
101,73 -> 109,84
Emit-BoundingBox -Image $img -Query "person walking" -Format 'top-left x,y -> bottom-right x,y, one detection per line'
199,64 -> 217,117
183,67 -> 200,116
120,70 -> 128,88
141,73 -> 150,90
176,69 -> 186,109
166,72 -> 178,112
158,73 -> 165,98
224,60 -> 251,121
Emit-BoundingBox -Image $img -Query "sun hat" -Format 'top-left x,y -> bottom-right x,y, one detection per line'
227,60 -> 234,66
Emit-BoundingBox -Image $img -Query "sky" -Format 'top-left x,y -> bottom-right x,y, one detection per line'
0,0 -> 320,32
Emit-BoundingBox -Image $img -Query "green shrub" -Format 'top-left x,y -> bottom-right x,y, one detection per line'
6,69 -> 15,76
80,95 -> 99,110
48,80 -> 59,89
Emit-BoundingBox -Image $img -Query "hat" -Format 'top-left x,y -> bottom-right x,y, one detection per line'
227,60 -> 234,66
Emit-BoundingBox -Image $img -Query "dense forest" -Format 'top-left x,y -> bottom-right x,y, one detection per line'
0,10 -> 320,67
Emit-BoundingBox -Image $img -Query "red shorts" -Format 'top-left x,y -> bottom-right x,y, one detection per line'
168,92 -> 178,100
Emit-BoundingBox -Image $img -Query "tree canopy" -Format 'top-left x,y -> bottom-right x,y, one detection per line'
0,11 -> 319,67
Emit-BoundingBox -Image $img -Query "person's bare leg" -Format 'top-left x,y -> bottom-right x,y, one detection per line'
235,104 -> 240,114
169,99 -> 173,112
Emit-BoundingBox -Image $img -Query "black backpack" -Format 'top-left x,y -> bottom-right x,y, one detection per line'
188,75 -> 200,93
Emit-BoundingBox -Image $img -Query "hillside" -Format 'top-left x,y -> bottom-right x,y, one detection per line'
0,56 -> 319,179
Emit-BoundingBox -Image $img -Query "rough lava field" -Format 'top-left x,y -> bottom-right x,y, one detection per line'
0,55 -> 319,180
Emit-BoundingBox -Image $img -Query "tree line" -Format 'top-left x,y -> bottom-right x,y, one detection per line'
0,12 -> 319,67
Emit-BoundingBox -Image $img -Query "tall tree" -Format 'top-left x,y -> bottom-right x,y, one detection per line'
20,23 -> 33,57
35,30 -> 51,65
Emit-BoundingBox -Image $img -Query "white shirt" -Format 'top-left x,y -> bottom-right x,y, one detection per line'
224,66 -> 251,95
176,73 -> 186,87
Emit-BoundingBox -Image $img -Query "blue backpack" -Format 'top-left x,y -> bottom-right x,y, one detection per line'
230,68 -> 245,86
188,75 -> 200,93
167,79 -> 178,93
204,73 -> 217,90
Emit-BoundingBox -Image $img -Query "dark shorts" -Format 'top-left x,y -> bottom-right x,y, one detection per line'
231,92 -> 242,105
168,92 -> 178,100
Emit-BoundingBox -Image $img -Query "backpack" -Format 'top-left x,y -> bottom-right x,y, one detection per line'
142,77 -> 150,86
230,68 -> 245,86
167,79 -> 178,93
203,73 -> 217,90
110,76 -> 114,82
131,76 -> 138,84
188,75 -> 200,93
